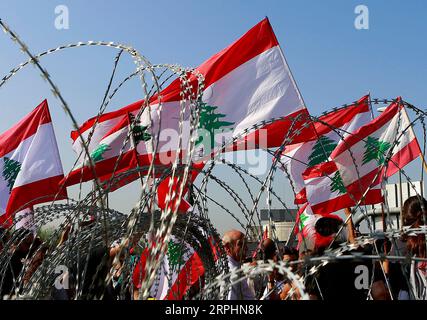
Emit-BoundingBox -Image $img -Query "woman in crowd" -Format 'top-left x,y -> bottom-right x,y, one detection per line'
399,196 -> 427,300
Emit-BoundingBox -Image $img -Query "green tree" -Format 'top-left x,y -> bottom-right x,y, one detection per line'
2,157 -> 21,193
308,136 -> 338,167
90,143 -> 111,162
167,239 -> 189,272
195,103 -> 234,151
330,171 -> 346,194
299,211 -> 309,229
362,136 -> 392,165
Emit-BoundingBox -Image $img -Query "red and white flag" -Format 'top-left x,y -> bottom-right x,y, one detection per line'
14,206 -> 36,234
133,236 -> 205,300
295,203 -> 343,251
156,161 -> 205,214
279,95 -> 372,204
143,17 -> 307,161
330,98 -> 422,205
302,160 -> 383,215
62,112 -> 150,187
0,100 -> 67,226
303,98 -> 422,215
68,18 -> 308,185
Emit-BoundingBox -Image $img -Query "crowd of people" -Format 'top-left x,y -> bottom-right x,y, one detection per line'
0,196 -> 426,300
222,196 -> 427,300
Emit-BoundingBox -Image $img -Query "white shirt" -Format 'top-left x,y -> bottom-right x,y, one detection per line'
226,256 -> 256,300
410,258 -> 427,300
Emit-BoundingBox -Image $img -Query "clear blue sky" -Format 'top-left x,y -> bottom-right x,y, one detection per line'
0,0 -> 426,233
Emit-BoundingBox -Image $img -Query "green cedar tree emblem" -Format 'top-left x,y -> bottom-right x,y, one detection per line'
2,157 -> 21,193
362,136 -> 392,166
330,170 -> 346,194
308,136 -> 338,167
167,239 -> 189,272
195,103 -> 234,151
129,114 -> 151,144
90,143 -> 111,162
299,212 -> 309,229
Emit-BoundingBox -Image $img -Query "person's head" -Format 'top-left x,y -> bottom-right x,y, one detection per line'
315,216 -> 342,238
282,246 -> 298,263
297,214 -> 343,255
402,196 -> 427,228
222,230 -> 247,262
402,196 -> 427,257
261,238 -> 277,261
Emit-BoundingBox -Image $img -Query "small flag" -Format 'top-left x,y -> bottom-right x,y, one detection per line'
0,100 -> 67,227
331,98 -> 422,205
279,95 -> 371,204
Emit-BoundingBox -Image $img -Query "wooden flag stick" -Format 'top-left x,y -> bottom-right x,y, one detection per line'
380,203 -> 390,276
344,208 -> 356,244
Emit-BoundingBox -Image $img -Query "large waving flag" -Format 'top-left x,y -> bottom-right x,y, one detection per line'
144,17 -> 307,160
63,112 -> 149,187
68,18 -> 308,186
330,98 -> 422,204
0,100 -> 67,226
279,95 -> 371,204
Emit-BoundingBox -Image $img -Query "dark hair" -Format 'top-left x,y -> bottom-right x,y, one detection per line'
402,196 -> 427,258
402,196 -> 427,227
282,246 -> 298,257
315,217 -> 341,237
261,239 -> 277,260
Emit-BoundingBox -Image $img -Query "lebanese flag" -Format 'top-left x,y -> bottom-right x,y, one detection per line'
295,203 -> 343,251
279,95 -> 371,204
0,100 -> 67,227
330,98 -> 422,205
132,236 -> 205,300
143,17 -> 307,161
157,161 -> 205,214
302,160 -> 383,215
69,18 -> 307,185
62,112 -> 150,187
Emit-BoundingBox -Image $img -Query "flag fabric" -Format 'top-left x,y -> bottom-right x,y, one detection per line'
132,236 -> 205,300
156,161 -> 205,214
14,206 -> 36,234
279,95 -> 372,204
0,100 -> 67,227
62,112 -> 149,187
69,18 -> 308,186
143,17 -> 307,160
302,160 -> 383,215
330,98 -> 421,206
295,203 -> 343,251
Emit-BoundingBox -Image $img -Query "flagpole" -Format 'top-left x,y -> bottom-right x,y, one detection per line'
274,19 -> 330,249
344,208 -> 356,244
375,203 -> 394,299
